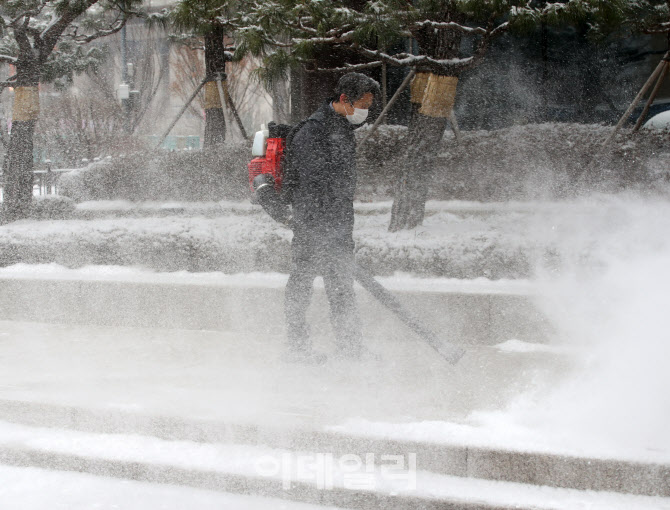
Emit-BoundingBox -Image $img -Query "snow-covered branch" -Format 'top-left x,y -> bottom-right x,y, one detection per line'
643,27 -> 670,34
488,21 -> 509,38
293,30 -> 355,45
40,0 -> 97,55
0,54 -> 17,64
73,15 -> 127,44
0,76 -> 17,89
414,20 -> 487,35
310,60 -> 383,72
355,46 -> 473,71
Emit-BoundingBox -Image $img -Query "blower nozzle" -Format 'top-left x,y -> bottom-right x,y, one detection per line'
252,174 -> 292,227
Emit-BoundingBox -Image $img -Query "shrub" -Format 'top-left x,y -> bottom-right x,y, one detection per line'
59,143 -> 250,202
28,196 -> 76,220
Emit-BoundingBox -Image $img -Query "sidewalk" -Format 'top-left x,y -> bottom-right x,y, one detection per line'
0,319 -> 560,428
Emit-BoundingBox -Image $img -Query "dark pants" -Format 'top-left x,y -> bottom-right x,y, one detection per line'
285,234 -> 362,354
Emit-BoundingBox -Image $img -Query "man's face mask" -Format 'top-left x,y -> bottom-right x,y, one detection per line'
346,102 -> 369,125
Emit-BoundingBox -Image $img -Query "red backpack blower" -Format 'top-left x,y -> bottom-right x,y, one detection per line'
247,122 -> 295,194
248,131 -> 283,192
247,121 -> 305,226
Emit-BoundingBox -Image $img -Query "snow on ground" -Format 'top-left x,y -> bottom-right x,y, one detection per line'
327,414 -> 670,465
0,421 -> 668,510
493,339 -> 566,353
0,465 -> 347,510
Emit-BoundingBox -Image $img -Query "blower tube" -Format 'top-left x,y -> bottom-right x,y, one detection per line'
252,174 -> 292,227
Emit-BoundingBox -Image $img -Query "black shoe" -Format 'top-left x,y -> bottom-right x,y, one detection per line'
281,348 -> 328,365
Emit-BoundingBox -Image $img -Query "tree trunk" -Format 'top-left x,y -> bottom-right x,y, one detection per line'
4,120 -> 36,221
389,20 -> 462,231
3,66 -> 40,222
203,25 -> 227,148
389,104 -> 448,231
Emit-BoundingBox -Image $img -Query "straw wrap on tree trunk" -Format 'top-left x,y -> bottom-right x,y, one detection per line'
204,81 -> 223,110
419,74 -> 458,118
12,86 -> 41,121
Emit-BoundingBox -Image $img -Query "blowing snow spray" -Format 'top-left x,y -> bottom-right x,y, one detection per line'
248,122 -> 465,365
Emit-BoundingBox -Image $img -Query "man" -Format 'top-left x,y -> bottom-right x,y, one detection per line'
284,72 -> 380,363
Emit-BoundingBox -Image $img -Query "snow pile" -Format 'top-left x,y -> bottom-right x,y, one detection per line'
0,216 -> 294,273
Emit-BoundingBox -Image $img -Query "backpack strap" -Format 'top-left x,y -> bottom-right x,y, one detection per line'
280,118 -> 314,205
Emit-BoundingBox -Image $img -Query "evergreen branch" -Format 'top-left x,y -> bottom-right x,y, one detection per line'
355,45 -> 473,72
309,61 -> 383,72
643,27 -> 670,34
73,15 -> 128,43
414,20 -> 487,35
293,30 -> 355,45
41,0 -> 98,56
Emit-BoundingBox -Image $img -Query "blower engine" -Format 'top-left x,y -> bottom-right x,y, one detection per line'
248,122 -> 294,226
247,122 -> 292,193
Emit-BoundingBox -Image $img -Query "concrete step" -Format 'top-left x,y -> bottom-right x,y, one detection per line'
0,464 -> 350,510
0,398 -> 668,499
0,270 -> 552,345
0,420 -> 667,510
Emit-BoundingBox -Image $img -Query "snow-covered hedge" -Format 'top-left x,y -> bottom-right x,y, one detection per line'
28,196 -> 76,220
57,124 -> 669,203
355,123 -> 670,200
58,143 -> 250,203
2,194 -> 666,279
0,208 -> 539,278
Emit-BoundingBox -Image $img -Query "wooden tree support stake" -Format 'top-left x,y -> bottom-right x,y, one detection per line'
223,80 -> 249,140
449,110 -> 461,143
604,52 -> 669,146
214,74 -> 249,140
633,59 -> 670,132
155,77 -> 208,150
360,69 -> 416,147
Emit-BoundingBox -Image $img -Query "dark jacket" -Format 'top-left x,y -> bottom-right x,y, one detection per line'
289,100 -> 357,246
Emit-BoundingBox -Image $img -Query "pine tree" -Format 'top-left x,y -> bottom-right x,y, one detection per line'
237,0 -> 542,230
0,0 -> 143,222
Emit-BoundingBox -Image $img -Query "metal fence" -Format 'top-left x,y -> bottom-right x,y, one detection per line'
0,168 -> 72,203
